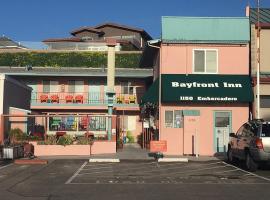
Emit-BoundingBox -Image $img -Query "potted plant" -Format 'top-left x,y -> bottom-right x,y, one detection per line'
3,128 -> 25,159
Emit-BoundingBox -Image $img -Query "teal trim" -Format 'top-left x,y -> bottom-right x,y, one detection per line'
162,17 -> 250,43
183,110 -> 200,116
213,111 -> 232,153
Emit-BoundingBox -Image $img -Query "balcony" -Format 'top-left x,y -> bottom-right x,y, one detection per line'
31,92 -> 141,109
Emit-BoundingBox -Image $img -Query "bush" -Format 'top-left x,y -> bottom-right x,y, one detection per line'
0,52 -> 143,68
45,135 -> 57,145
9,128 -> 28,143
57,135 -> 73,146
76,137 -> 94,145
126,131 -> 135,143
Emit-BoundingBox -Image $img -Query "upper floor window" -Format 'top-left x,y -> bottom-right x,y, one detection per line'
193,49 -> 218,73
43,80 -> 59,93
121,82 -> 135,95
68,80 -> 84,93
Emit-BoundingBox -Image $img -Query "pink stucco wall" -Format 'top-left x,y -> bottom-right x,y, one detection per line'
159,105 -> 249,155
30,141 -> 116,156
160,44 -> 249,75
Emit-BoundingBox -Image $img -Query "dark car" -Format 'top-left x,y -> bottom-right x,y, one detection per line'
227,119 -> 270,171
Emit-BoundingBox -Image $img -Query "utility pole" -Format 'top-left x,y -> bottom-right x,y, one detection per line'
256,0 -> 261,119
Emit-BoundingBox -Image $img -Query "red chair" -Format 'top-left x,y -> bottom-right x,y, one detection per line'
75,95 -> 84,103
65,95 -> 73,103
40,94 -> 49,103
51,95 -> 59,103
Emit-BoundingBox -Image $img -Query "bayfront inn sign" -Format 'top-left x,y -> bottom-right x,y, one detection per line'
161,74 -> 253,103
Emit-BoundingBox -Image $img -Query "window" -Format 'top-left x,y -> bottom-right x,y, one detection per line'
43,81 -> 59,93
165,110 -> 183,128
194,49 -> 218,73
121,82 -> 135,95
43,81 -> 50,93
68,80 -> 84,93
260,95 -> 270,108
50,81 -> 59,93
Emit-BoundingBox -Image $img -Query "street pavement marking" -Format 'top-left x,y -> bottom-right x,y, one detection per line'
65,161 -> 87,184
222,161 -> 270,182
0,163 -> 13,170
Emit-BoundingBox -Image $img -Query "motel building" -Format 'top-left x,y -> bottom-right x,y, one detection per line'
141,16 -> 254,156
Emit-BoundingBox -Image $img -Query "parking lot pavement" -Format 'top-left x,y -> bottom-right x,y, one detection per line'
66,160 -> 270,185
1,159 -> 270,200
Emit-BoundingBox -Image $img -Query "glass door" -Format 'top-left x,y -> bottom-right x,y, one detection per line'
214,111 -> 232,153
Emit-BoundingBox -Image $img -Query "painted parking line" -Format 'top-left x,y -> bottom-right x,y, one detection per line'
66,161 -> 270,185
222,161 -> 270,182
78,161 -> 223,176
0,163 -> 13,170
65,161 -> 87,184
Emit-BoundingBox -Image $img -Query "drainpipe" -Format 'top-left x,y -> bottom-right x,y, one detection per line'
106,38 -> 116,140
256,0 -> 261,119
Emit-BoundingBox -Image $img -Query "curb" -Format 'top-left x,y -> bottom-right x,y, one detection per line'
14,159 -> 48,165
158,158 -> 189,162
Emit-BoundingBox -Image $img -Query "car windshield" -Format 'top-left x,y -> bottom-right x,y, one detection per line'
261,124 -> 270,137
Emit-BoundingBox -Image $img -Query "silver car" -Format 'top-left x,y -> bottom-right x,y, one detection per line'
227,120 -> 270,171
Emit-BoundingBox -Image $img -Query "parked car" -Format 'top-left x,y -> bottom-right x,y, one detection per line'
227,119 -> 270,171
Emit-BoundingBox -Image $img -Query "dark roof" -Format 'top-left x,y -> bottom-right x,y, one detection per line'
70,22 -> 152,40
0,36 -> 27,49
43,37 -> 82,43
0,67 -> 153,78
250,8 -> 270,24
70,27 -> 104,36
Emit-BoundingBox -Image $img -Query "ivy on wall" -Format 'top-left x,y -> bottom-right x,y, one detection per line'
0,52 -> 142,68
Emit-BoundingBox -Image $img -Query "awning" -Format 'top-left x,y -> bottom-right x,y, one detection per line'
161,74 -> 254,103
141,78 -> 159,104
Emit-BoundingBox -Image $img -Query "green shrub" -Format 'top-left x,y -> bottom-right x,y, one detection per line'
57,135 -> 73,146
126,131 -> 135,143
45,135 -> 57,145
9,128 -> 28,142
0,52 -> 143,68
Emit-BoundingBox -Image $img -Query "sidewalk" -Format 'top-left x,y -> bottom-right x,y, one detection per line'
37,144 -> 227,162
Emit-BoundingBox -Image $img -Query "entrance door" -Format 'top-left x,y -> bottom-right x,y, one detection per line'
89,81 -> 101,104
214,111 -> 232,153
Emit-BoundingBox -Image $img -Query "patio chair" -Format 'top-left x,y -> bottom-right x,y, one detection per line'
66,116 -> 76,130
50,95 -> 59,103
40,94 -> 49,103
116,95 -> 125,104
75,95 -> 84,103
65,95 -> 74,103
129,95 -> 136,104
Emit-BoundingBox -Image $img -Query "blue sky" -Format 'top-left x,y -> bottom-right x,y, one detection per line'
1,0 -> 270,42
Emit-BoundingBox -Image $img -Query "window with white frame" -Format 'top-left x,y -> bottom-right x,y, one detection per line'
193,49 -> 218,73
43,80 -> 59,93
165,110 -> 183,128
121,81 -> 135,95
68,80 -> 84,93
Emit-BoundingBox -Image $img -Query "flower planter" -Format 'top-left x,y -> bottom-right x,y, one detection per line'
30,141 -> 116,156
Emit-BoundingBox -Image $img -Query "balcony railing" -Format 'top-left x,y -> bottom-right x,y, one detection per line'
31,92 -> 141,105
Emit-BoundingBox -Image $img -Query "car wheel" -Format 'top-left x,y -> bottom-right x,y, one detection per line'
245,152 -> 257,172
227,148 -> 236,164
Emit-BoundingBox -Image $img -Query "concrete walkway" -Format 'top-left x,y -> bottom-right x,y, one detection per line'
90,143 -> 153,160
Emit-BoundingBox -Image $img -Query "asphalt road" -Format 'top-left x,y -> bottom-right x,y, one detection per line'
0,159 -> 270,200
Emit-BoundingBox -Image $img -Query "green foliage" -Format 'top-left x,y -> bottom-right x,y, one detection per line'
9,128 -> 27,142
57,135 -> 73,146
0,52 -> 142,68
76,137 -> 94,145
126,131 -> 135,143
45,135 -> 57,145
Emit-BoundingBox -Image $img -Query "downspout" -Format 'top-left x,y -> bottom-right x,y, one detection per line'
147,41 -> 161,140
